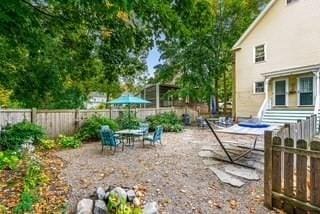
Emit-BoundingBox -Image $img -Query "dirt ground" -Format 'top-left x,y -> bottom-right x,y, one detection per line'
56,127 -> 274,214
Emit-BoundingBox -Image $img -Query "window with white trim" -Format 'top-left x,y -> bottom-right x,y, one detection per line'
254,81 -> 265,93
255,45 -> 265,63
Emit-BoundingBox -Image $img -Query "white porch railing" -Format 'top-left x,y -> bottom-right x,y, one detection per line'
257,78 -> 271,119
313,71 -> 320,115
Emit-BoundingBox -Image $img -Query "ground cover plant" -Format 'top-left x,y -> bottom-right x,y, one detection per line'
14,157 -> 46,213
146,112 -> 183,132
0,150 -> 21,170
58,135 -> 82,149
39,139 -> 57,150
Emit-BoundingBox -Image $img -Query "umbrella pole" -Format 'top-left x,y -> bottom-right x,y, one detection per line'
128,104 -> 131,128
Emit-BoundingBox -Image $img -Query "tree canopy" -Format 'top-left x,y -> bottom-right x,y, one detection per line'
0,0 -> 269,109
153,0 -> 269,105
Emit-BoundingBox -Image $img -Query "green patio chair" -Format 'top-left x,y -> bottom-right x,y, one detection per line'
100,126 -> 124,153
139,122 -> 149,135
143,126 -> 163,147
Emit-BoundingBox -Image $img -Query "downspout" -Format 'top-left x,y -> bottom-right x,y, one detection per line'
313,71 -> 320,116
257,77 -> 270,119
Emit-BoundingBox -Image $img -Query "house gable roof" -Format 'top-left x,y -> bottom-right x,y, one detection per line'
232,0 -> 277,51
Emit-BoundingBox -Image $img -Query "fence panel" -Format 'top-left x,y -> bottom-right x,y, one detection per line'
0,107 -> 198,138
264,115 -> 320,213
0,109 -> 31,128
36,110 -> 77,137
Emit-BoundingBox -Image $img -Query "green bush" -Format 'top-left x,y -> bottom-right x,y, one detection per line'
116,112 -> 140,129
0,150 -> 21,170
146,112 -> 183,132
77,115 -> 119,141
39,139 -> 57,150
58,135 -> 81,149
0,121 -> 46,150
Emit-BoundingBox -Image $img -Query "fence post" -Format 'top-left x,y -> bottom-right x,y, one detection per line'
75,109 -> 80,130
31,108 -> 37,124
264,130 -> 273,209
310,141 -> 320,210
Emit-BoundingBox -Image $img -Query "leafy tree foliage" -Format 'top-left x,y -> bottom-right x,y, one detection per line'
0,0 -> 269,109
0,0 -> 156,108
154,0 -> 269,106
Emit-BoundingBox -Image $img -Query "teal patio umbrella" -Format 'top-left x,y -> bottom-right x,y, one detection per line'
107,93 -> 151,125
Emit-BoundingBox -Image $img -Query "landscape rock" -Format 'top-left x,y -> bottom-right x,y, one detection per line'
143,202 -> 158,214
94,200 -> 107,214
126,189 -> 136,202
202,159 -> 220,166
77,198 -> 93,214
198,151 -> 215,158
96,187 -> 106,200
224,165 -> 260,181
110,187 -> 127,202
104,191 -> 110,201
133,197 -> 141,207
209,166 -> 244,187
200,146 -> 217,151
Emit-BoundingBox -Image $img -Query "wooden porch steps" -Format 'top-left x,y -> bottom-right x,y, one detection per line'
262,109 -> 314,125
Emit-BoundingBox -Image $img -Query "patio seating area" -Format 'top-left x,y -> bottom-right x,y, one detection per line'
56,127 -> 268,213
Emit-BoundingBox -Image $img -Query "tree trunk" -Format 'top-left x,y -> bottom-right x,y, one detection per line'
215,77 -> 219,115
223,70 -> 227,115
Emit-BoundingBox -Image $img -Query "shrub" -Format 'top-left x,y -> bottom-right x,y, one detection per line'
146,112 -> 183,132
77,115 -> 119,141
39,139 -> 57,150
0,150 -> 21,170
0,121 -> 46,150
116,112 -> 140,129
58,135 -> 81,149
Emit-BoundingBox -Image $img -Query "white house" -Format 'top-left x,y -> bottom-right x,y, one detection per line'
86,92 -> 107,109
232,0 -> 320,124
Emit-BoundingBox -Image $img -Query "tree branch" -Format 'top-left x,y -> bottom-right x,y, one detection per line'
21,0 -> 57,18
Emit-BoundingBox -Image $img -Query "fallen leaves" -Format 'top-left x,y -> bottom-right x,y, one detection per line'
34,153 -> 70,213
0,162 -> 27,212
0,151 -> 70,213
228,199 -> 239,209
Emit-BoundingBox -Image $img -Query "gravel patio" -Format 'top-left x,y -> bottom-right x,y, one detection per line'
56,127 -> 273,213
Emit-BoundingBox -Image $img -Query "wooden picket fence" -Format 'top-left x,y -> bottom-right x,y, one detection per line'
264,115 -> 320,213
0,107 -> 198,138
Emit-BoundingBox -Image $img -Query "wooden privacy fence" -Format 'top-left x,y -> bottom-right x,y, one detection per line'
264,115 -> 320,213
0,107 -> 198,138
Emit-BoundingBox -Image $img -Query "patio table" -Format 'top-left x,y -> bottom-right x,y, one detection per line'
115,129 -> 144,147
